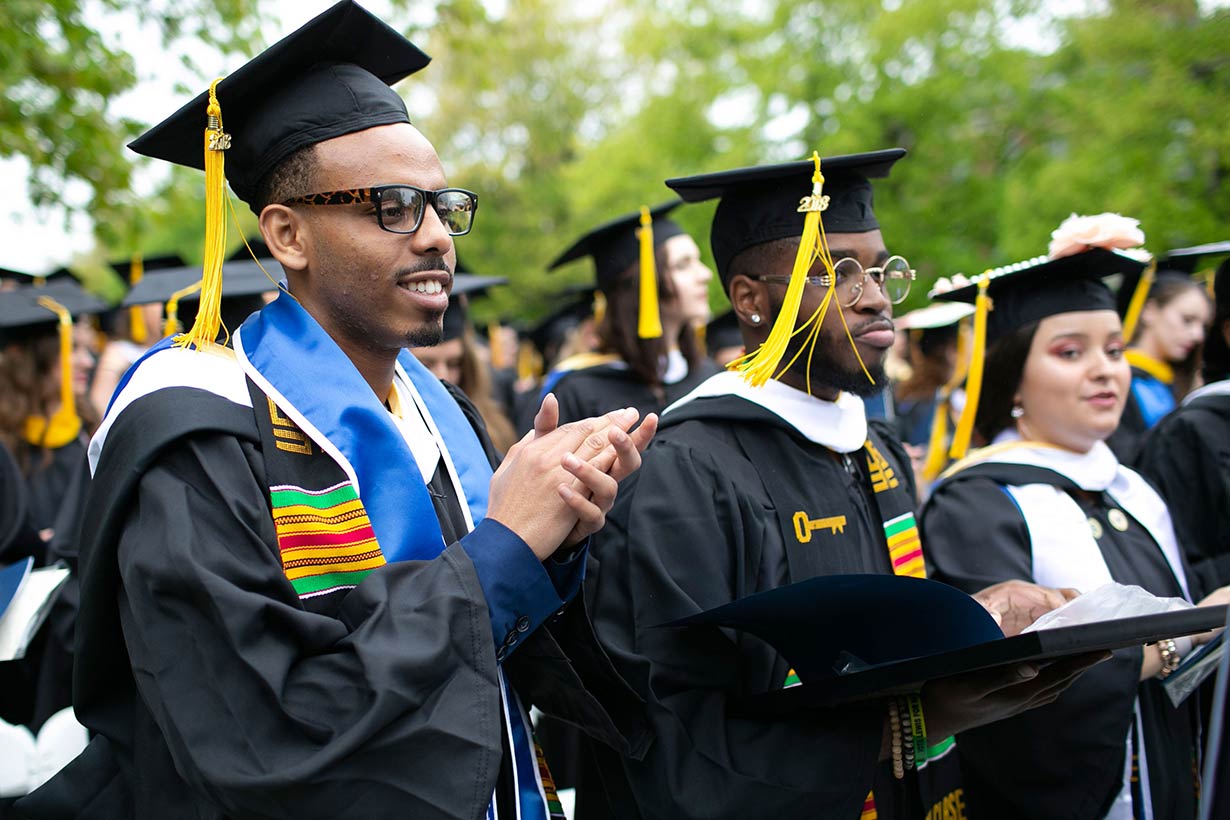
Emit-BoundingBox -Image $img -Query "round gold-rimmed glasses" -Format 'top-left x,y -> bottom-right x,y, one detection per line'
755,255 -> 915,307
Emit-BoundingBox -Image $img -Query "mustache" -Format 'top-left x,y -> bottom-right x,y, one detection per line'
396,259 -> 453,278
850,315 -> 894,335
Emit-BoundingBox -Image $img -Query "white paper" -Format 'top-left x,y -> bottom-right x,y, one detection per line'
1021,582 -> 1191,633
0,565 -> 70,661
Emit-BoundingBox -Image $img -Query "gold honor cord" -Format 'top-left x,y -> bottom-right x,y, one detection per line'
637,206 -> 663,339
921,316 -> 971,482
162,281 -> 203,338
23,296 -> 82,448
1120,258 -> 1156,343
128,253 -> 147,344
728,152 -> 874,394
176,78 -> 230,351
947,274 -> 991,460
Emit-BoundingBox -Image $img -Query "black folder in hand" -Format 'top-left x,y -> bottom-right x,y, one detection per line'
665,574 -> 1226,713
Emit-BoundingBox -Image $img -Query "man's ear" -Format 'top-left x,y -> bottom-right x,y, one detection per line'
259,205 -> 309,274
728,274 -> 771,329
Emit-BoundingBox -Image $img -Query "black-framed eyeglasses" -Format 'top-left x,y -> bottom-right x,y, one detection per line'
283,184 -> 479,236
754,255 -> 915,307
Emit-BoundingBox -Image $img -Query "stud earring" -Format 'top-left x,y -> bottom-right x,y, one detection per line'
1011,405 -> 1025,419
750,314 -> 761,325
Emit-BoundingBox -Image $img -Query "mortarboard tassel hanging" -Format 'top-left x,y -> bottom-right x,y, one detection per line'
637,207 -> 663,339
922,317 -> 970,482
127,254 -> 147,344
23,296 -> 82,449
729,152 -> 874,393
163,281 -> 203,338
948,274 -> 991,460
1120,259 -> 1156,343
176,78 -> 230,351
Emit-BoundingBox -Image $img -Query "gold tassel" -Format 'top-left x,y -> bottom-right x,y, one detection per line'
176,77 -> 230,351
487,320 -> 504,368
948,275 -> 991,460
1120,259 -> 1156,343
517,340 -> 542,381
637,206 -> 663,339
592,291 -> 607,327
922,317 -> 971,481
727,151 -> 874,394
127,254 -> 147,344
163,281 -> 203,337
23,296 -> 82,448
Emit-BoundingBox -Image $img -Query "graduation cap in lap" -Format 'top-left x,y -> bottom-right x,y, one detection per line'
0,280 -> 110,447
128,0 -> 431,351
933,219 -> 1149,459
665,149 -> 906,389
549,201 -> 685,340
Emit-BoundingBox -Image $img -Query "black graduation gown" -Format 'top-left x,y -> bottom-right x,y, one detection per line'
920,463 -> 1199,820
581,393 -> 932,820
17,379 -> 645,820
1134,389 -> 1230,597
551,360 -> 719,425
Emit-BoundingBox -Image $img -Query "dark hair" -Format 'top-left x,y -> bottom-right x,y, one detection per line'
974,321 -> 1040,444
597,242 -> 703,389
1137,276 -> 1210,401
251,143 -> 319,214
725,237 -> 795,288
1205,258 -> 1230,383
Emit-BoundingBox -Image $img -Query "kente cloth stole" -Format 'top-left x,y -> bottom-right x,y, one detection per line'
236,294 -> 557,820
728,424 -> 960,820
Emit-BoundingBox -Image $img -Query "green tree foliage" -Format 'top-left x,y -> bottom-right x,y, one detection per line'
11,0 -> 1229,319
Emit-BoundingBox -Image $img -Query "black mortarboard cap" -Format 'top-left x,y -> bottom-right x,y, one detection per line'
109,254 -> 187,282
705,310 -> 743,356
548,201 -> 686,290
1159,240 -> 1230,274
128,0 -> 430,205
229,239 -> 273,261
0,267 -> 76,288
0,280 -> 109,342
441,273 -> 507,342
121,258 -> 282,307
934,248 -> 1144,345
529,287 -> 597,356
666,149 -> 906,283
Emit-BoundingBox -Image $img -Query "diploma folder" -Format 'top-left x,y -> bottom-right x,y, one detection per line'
665,574 -> 1226,713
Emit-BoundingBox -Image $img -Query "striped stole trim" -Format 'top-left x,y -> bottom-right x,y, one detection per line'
271,481 -> 386,598
860,791 -> 878,819
884,512 -> 924,579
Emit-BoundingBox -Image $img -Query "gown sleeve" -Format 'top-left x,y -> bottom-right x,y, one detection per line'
920,475 -> 1033,591
587,436 -> 882,820
115,430 -> 504,819
1134,411 -> 1230,597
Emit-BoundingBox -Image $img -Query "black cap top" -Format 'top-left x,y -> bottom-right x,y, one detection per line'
441,273 -> 507,342
128,0 -> 430,205
121,259 -> 282,307
934,248 -> 1146,344
666,148 -> 906,282
548,201 -> 686,290
109,254 -> 188,282
1159,240 -> 1230,274
229,239 -> 273,261
0,267 -> 76,287
0,280 -> 109,340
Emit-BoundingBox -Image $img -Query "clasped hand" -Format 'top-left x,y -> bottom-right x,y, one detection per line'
487,394 -> 658,560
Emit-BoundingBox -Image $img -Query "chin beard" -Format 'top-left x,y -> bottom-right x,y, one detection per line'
823,360 -> 888,398
405,316 -> 444,348
790,331 -> 888,398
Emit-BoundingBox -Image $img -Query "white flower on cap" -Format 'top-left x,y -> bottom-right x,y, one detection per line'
1047,212 -> 1146,260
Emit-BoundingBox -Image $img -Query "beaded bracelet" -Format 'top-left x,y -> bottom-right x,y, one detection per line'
1157,639 -> 1181,679
888,699 -> 905,779
900,698 -> 915,771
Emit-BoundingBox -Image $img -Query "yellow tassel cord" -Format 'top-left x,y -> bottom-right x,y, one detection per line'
487,321 -> 505,368
162,281 -> 204,338
127,254 -> 147,344
636,206 -> 663,339
921,317 -> 971,482
1120,260 -> 1156,343
23,296 -> 82,448
948,275 -> 991,460
728,152 -> 873,394
592,291 -> 607,328
175,78 -> 230,351
517,340 -> 542,381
